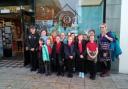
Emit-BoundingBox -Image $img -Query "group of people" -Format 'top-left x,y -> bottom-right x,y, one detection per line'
24,23 -> 115,80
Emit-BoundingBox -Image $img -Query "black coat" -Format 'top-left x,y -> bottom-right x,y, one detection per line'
51,42 -> 65,61
75,40 -> 88,58
26,33 -> 39,50
64,44 -> 76,59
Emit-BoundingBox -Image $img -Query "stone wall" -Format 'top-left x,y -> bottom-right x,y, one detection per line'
106,0 -> 121,73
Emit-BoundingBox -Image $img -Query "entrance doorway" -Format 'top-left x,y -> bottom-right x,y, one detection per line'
0,13 -> 24,59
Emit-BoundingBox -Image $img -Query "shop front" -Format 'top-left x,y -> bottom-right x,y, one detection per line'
0,1 -> 34,58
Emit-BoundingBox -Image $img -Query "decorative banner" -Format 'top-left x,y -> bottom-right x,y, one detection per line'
56,11 -> 75,27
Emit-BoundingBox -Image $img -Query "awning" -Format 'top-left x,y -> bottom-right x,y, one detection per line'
79,0 -> 103,6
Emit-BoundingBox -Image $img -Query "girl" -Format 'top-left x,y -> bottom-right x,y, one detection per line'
40,29 -> 48,43
42,39 -> 51,76
51,36 -> 65,76
76,34 -> 86,78
37,38 -> 44,74
46,38 -> 52,75
64,36 -> 75,78
86,35 -> 98,80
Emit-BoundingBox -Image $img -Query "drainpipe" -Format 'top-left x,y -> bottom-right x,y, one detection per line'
103,0 -> 106,23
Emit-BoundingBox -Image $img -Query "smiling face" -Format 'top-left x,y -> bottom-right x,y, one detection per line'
39,39 -> 43,46
68,36 -> 73,44
78,34 -> 83,41
61,33 -> 65,39
41,30 -> 47,36
100,24 -> 107,34
89,35 -> 95,42
71,33 -> 75,39
30,28 -> 36,34
56,36 -> 60,43
46,39 -> 51,45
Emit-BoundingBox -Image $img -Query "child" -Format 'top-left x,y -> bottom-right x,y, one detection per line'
42,39 -> 51,76
83,34 -> 88,41
86,35 -> 98,80
64,36 -> 75,78
51,36 -> 65,76
46,38 -> 52,75
37,38 -> 44,74
76,34 -> 86,78
40,29 -> 48,43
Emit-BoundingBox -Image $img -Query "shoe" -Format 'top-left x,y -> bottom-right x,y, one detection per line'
37,71 -> 41,74
45,73 -> 51,76
79,72 -> 82,78
106,71 -> 110,76
31,68 -> 36,71
100,72 -> 105,77
91,76 -> 96,80
67,73 -> 73,78
90,75 -> 96,80
57,73 -> 61,76
81,72 -> 85,78
61,73 -> 64,76
90,75 -> 93,79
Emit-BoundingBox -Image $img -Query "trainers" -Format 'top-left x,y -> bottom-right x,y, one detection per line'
81,72 -> 85,78
79,72 -> 82,78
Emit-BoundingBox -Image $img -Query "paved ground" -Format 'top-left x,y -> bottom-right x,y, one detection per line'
0,59 -> 128,89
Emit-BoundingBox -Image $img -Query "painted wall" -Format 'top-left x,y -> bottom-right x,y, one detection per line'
78,4 -> 103,35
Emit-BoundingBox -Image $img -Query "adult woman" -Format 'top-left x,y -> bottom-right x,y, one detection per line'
26,25 -> 39,71
98,23 -> 114,77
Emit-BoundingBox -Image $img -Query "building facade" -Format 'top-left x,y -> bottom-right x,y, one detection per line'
0,0 -> 127,73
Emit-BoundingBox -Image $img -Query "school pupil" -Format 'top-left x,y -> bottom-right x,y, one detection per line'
86,35 -> 98,80
42,39 -> 51,76
37,38 -> 45,74
64,36 -> 76,78
51,35 -> 65,76
75,34 -> 86,78
46,38 -> 52,74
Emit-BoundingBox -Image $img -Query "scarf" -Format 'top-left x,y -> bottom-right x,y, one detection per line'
47,45 -> 52,55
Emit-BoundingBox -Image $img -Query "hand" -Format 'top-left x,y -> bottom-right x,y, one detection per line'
105,34 -> 108,38
91,56 -> 95,59
26,47 -> 28,50
31,48 -> 35,51
62,58 -> 64,61
80,55 -> 84,58
69,56 -> 73,59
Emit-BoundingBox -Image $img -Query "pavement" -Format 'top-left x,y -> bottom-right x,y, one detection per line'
0,66 -> 128,89
0,59 -> 128,89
